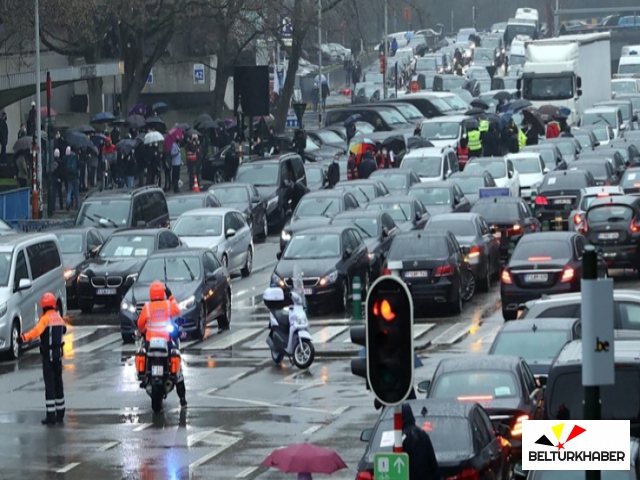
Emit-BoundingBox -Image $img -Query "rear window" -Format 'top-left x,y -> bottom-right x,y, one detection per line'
471,201 -> 519,223
621,170 -> 640,187
511,240 -> 572,261
428,219 -> 476,236
466,160 -> 506,179
540,173 -> 587,190
389,236 -> 448,260
451,175 -> 486,195
491,331 -> 570,362
569,163 -> 607,177
586,205 -> 634,223
431,371 -> 519,399
408,187 -> 451,205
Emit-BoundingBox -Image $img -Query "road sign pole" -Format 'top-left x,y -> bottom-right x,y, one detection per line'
393,404 -> 403,453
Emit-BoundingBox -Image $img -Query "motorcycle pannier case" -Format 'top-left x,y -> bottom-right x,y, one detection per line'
263,287 -> 288,311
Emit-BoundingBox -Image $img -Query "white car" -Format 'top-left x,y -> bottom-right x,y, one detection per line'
465,156 -> 520,197
580,106 -> 624,139
568,186 -> 625,232
506,152 -> 549,198
399,147 -> 459,182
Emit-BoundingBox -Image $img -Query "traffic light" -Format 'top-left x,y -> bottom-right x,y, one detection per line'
379,55 -> 386,74
366,276 -> 414,406
349,325 -> 368,389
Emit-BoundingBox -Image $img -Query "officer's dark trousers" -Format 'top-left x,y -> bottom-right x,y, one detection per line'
43,356 -> 65,420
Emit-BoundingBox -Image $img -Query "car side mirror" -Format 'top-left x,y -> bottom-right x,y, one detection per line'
382,227 -> 390,237
205,273 -> 217,282
88,247 -> 99,258
415,213 -> 421,222
536,376 -> 548,388
508,170 -> 513,179
446,169 -> 452,178
251,195 -> 261,203
543,167 -> 550,173
496,424 -> 511,438
225,228 -> 236,238
634,114 -> 639,122
577,89 -> 583,97
417,380 -> 431,393
576,76 -> 582,88
343,248 -> 352,259
454,196 -> 460,204
621,124 -> 627,131
360,428 -> 373,442
276,251 -> 282,260
594,141 -> 600,147
17,278 -> 32,291
516,78 -> 522,90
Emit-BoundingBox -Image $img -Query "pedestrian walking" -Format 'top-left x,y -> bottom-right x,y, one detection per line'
401,403 -> 441,479
347,153 -> 358,180
87,146 -> 98,188
224,142 -> 240,182
327,154 -> 340,187
78,147 -> 88,192
0,111 -> 8,164
358,151 -> 377,179
146,142 -> 161,187
123,152 -> 136,188
170,142 -> 182,193
19,293 -> 68,425
467,126 -> 483,157
185,134 -> 199,190
481,123 -> 502,157
26,101 -> 36,137
15,151 -> 28,188
65,146 -> 80,210
377,147 -> 392,169
52,149 -> 64,209
321,82 -> 330,110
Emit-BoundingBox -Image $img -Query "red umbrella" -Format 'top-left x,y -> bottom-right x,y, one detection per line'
41,106 -> 56,117
262,443 -> 347,474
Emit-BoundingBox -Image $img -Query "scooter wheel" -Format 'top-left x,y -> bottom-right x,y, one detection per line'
292,339 -> 314,369
271,350 -> 284,365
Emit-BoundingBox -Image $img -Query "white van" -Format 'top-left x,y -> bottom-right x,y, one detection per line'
618,53 -> 640,75
0,234 -> 66,359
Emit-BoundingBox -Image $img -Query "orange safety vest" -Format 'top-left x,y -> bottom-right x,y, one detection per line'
137,299 -> 180,341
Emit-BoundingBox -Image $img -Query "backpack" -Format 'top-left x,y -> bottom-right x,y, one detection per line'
66,153 -> 78,175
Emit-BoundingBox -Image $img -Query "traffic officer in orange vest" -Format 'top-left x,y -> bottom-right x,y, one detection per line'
137,281 -> 188,407
20,293 -> 67,425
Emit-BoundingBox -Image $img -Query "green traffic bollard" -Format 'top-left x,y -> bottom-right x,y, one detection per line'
352,275 -> 362,321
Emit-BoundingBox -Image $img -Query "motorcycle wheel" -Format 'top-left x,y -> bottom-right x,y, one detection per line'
292,339 -> 315,369
271,349 -> 284,365
151,386 -> 164,413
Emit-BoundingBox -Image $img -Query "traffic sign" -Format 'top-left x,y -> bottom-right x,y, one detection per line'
374,453 -> 409,480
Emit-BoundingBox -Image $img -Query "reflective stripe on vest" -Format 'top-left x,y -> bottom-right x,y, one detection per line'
146,301 -> 171,334
518,129 -> 527,149
479,120 -> 489,132
468,130 -> 482,151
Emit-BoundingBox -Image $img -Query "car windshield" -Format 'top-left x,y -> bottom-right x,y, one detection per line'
450,175 -> 486,195
511,240 -> 572,261
283,234 -> 341,259
316,130 -> 343,144
522,75 -> 574,101
408,187 -> 451,205
210,187 -> 248,204
622,170 -> 640,186
511,156 -> 542,174
587,205 -> 634,223
522,147 -> 554,166
466,160 -> 506,178
619,63 -> 640,75
429,219 -> 476,236
587,126 -> 609,142
138,256 -> 201,283
56,233 -> 83,254
75,200 -> 130,228
236,163 -> 279,186
509,54 -> 525,66
389,235 -> 448,259
332,217 -> 378,237
442,77 -> 466,90
550,140 -> 575,156
573,133 -> 593,149
393,104 -> 422,121
582,111 -> 617,127
295,197 -> 340,217
581,194 -> 621,210
306,168 -> 324,184
442,95 -> 468,110
569,163 -> 608,177
621,95 -> 640,112
492,330 -> 570,362
533,472 -> 627,480
401,157 -> 442,177
167,198 -> 204,218
0,252 -> 11,286
339,184 -> 375,203
541,173 -> 585,190
372,173 -> 407,189
483,37 -> 501,49
504,23 -> 536,45
426,97 -> 454,112
471,201 -> 519,222
367,202 -> 412,222
421,122 -> 459,140
432,371 -> 519,399
415,58 -> 438,70
474,48 -> 494,62
172,215 -> 223,236
612,81 -> 637,94
99,235 -> 154,258
379,109 -> 408,125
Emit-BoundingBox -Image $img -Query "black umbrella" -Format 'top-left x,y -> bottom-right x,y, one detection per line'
465,107 -> 486,116
406,137 -> 433,149
198,119 -> 217,130
126,114 -> 146,128
508,99 -> 533,111
462,118 -> 479,130
13,136 -> 33,152
185,128 -> 202,137
74,124 -> 96,134
470,99 -> 489,110
194,114 -> 213,126
66,131 -> 98,153
133,133 -> 146,148
380,135 -> 405,154
522,108 -> 546,136
91,112 -> 116,124
174,123 -> 191,131
116,139 -> 136,156
485,113 -> 501,125
146,117 -> 166,132
152,102 -> 169,114
110,117 -> 125,125
493,90 -> 512,101
343,114 -> 363,128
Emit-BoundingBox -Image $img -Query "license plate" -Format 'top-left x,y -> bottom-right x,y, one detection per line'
303,288 -> 313,295
598,232 -> 619,240
404,270 -> 429,278
525,273 -> 548,283
554,199 -> 572,204
96,288 -> 116,295
151,365 -> 164,376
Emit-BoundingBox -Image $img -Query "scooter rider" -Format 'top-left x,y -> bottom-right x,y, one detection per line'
137,281 -> 188,407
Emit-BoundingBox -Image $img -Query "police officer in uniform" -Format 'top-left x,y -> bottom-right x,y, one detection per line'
20,293 -> 67,425
467,125 -> 483,158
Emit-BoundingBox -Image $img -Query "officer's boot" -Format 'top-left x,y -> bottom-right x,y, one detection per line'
176,380 -> 187,408
41,413 -> 56,425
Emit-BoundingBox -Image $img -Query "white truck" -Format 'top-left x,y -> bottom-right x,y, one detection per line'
518,32 -> 611,125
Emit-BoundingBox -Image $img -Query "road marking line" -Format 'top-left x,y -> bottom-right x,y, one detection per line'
200,328 -> 263,350
295,379 -> 325,392
56,462 -> 80,473
413,323 -> 436,339
332,405 -> 350,416
189,437 -> 241,471
74,333 -> 121,353
311,326 -> 348,344
133,423 -> 152,431
97,441 -> 119,451
227,371 -> 250,382
431,322 -> 472,346
205,394 -> 334,414
187,429 -> 219,448
303,424 -> 323,435
235,466 -> 260,478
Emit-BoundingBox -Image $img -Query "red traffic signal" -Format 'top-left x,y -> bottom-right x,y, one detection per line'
372,298 -> 396,321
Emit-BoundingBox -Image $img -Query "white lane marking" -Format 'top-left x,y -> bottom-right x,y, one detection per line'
303,424 -> 323,435
235,466 -> 260,478
187,429 -> 218,448
97,441 -> 119,451
205,394 -> 334,414
56,462 -> 80,473
431,322 -> 471,346
189,437 -> 241,471
74,333 -> 121,353
200,328 -> 263,350
133,423 -> 152,431
227,371 -> 250,382
310,326 -> 348,344
295,379 -> 326,392
332,405 -> 350,416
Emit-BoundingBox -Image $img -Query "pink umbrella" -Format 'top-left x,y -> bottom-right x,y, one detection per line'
262,443 -> 347,477
41,106 -> 56,117
168,127 -> 184,140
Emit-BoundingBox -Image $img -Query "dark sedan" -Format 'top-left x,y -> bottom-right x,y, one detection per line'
500,231 -> 605,320
330,210 -> 398,279
276,133 -> 344,163
119,249 -> 231,342
76,228 -> 182,313
166,192 -> 221,226
426,213 -> 501,291
271,226 -> 370,312
580,151 -> 627,178
365,195 -> 429,231
408,180 -> 471,214
568,159 -> 619,186
449,170 -> 498,205
620,166 -> 640,194
571,128 -> 599,150
608,139 -> 640,167
384,230 -> 474,313
418,355 -> 545,467
369,169 -> 422,195
51,227 -> 106,309
357,399 -> 509,480
306,129 -> 347,149
208,182 -> 268,238
304,163 -> 329,191
534,170 -> 596,230
334,179 -> 390,206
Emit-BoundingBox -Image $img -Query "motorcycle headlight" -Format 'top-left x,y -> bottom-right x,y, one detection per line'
125,273 -> 138,284
178,295 -> 196,310
120,299 -> 136,314
271,273 -> 286,288
281,230 -> 291,241
266,197 -> 278,209
63,268 -> 75,281
78,273 -> 89,283
318,270 -> 339,287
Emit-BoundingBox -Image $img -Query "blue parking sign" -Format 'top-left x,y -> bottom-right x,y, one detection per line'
193,63 -> 205,84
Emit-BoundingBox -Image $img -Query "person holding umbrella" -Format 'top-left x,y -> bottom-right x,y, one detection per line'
64,147 -> 80,210
15,150 -> 28,188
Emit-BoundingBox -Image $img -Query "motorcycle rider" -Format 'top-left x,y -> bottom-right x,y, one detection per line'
137,281 -> 188,408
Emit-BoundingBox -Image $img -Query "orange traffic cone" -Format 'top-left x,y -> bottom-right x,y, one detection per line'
192,175 -> 200,193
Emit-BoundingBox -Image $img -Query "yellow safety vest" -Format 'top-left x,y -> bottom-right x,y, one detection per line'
479,119 -> 489,132
468,130 -> 482,151
518,129 -> 527,149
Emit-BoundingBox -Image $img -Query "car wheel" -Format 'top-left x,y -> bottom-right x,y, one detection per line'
502,308 -> 517,321
337,279 -> 348,313
241,246 -> 253,277
217,289 -> 231,329
193,302 -> 207,340
461,272 -> 476,301
449,283 -> 462,315
213,169 -> 225,184
479,265 -> 491,292
258,216 -> 268,239
3,321 -> 20,360
78,300 -> 93,314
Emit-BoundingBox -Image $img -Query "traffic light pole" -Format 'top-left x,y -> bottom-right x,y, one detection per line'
394,404 -> 403,453
383,0 -> 388,100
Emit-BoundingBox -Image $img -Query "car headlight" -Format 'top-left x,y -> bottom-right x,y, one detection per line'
367,252 -> 376,261
125,273 -> 138,284
178,295 -> 196,310
63,268 -> 75,281
211,245 -> 218,254
318,270 -> 339,287
120,299 -> 136,314
0,302 -> 7,317
281,230 -> 291,241
78,273 -> 89,283
266,197 -> 278,209
271,273 -> 286,288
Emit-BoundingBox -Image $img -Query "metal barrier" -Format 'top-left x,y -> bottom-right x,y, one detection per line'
10,219 -> 75,232
0,187 -> 30,222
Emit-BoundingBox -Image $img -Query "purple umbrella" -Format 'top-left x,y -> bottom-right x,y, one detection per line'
262,443 -> 347,476
128,103 -> 146,117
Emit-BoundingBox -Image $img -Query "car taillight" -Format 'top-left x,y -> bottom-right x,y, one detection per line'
356,472 -> 374,480
561,266 -> 575,283
501,269 -> 512,284
573,213 -> 583,226
512,223 -> 522,233
605,182 -> 612,186
447,468 -> 480,480
631,217 -> 640,233
535,195 -> 548,205
468,245 -> 482,259
382,268 -> 392,275
511,414 -> 529,436
435,264 -> 454,276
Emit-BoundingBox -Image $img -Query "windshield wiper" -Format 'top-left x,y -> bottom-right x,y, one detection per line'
182,259 -> 195,281
78,211 -> 99,225
93,213 -> 118,228
320,202 -> 334,217
164,259 -> 168,282
596,114 -> 612,126
353,223 -> 372,237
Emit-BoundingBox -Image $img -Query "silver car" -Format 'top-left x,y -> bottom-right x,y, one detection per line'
172,208 -> 254,277
568,186 -> 625,232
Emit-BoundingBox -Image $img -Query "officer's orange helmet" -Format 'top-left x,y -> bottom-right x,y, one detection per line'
150,281 -> 166,301
41,292 -> 56,310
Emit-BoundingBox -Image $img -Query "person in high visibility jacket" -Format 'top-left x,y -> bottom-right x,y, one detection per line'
20,293 -> 67,425
518,128 -> 528,150
467,128 -> 483,157
137,281 -> 188,407
479,119 -> 489,133
457,135 -> 470,170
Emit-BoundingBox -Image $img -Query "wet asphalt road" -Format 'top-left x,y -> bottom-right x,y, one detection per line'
1,232 -> 639,480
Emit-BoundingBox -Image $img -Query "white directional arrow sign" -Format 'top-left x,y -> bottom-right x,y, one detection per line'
394,456 -> 405,473
374,453 -> 409,480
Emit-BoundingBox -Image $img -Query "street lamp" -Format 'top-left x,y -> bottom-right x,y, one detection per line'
33,0 -> 42,219
317,0 -> 322,124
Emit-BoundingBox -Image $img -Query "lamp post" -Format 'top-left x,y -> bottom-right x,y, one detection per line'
383,0 -> 388,99
317,0 -> 322,125
33,0 -> 43,219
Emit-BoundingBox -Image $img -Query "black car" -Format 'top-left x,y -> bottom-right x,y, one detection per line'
580,150 -> 627,178
500,231 -> 604,320
271,226 -> 370,312
280,190 -> 360,252
330,210 -> 398,279
567,159 -> 619,186
166,192 -> 221,226
51,227 -> 106,309
449,170 -> 498,205
533,170 -> 596,230
418,355 -> 545,467
608,138 -> 640,167
583,195 -> 640,273
520,144 -> 567,171
488,318 -> 580,378
471,196 -> 540,262
365,195 -> 429,231
76,228 -> 182,312
306,129 -> 348,149
334,179 -> 390,206
426,213 -> 501,291
540,137 -> 582,163
208,182 -> 268,238
620,166 -> 640,194
357,399 -> 509,480
119,249 -> 231,342
384,230 -> 474,312
571,128 -> 599,150
275,133 -> 344,163
408,180 -> 472,214
304,163 -> 329,191
323,106 -> 413,131
369,169 -> 422,195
